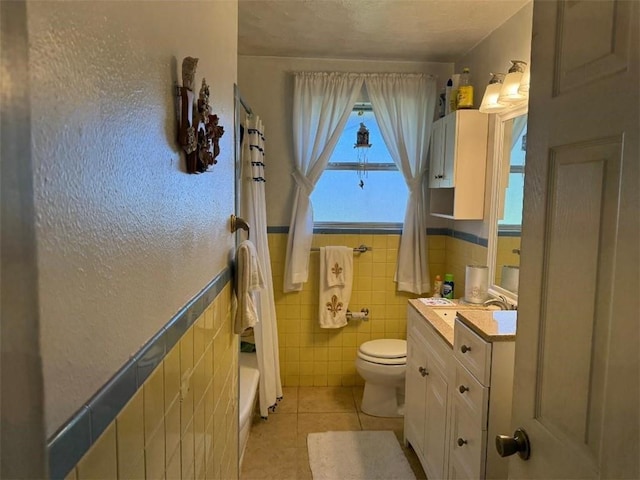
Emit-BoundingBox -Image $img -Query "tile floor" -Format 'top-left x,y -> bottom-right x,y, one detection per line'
240,386 -> 427,480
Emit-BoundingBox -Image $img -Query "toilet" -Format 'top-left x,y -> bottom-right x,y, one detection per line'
355,339 -> 407,417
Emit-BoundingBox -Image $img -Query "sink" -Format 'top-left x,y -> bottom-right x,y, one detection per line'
430,308 -> 459,327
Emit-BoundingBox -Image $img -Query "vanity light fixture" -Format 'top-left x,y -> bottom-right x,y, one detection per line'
498,60 -> 528,105
479,73 -> 506,113
517,66 -> 530,97
479,61 -> 530,114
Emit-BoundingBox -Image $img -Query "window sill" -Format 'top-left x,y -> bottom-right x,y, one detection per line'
312,222 -> 403,234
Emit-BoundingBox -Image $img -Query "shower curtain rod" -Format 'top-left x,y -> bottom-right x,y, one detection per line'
239,93 -> 253,115
234,83 -> 253,115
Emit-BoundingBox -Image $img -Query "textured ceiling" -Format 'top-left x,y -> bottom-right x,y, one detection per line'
239,0 -> 530,62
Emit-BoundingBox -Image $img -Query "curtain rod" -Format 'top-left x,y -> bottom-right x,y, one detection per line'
290,72 -> 436,80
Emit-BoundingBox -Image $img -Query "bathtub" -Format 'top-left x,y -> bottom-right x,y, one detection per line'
239,352 -> 259,467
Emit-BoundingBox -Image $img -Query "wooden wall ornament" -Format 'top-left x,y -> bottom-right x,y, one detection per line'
177,57 -> 225,174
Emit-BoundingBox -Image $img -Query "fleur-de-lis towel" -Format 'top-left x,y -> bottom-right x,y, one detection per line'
325,246 -> 352,287
319,246 -> 353,328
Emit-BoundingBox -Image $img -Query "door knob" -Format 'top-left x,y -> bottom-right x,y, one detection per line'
461,344 -> 472,353
418,366 -> 429,377
495,428 -> 530,460
459,385 -> 469,394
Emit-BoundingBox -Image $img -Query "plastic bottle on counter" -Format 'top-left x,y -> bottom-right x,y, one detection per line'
443,273 -> 455,299
457,67 -> 474,109
432,275 -> 443,298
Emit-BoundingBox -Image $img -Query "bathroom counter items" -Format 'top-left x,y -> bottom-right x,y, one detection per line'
408,300 -> 517,347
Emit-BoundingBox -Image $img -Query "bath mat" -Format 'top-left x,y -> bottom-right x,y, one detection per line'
307,430 -> 416,480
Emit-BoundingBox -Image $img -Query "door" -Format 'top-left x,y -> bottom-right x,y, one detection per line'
405,331 -> 428,454
440,113 -> 456,188
508,1 -> 639,478
423,363 -> 449,480
429,118 -> 445,188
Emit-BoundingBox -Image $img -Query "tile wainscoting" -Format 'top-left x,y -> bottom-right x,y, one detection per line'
49,272 -> 238,480
267,230 -> 488,388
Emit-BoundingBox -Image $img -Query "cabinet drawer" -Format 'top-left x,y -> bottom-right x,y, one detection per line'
449,398 -> 487,480
454,319 -> 492,386
453,361 -> 488,430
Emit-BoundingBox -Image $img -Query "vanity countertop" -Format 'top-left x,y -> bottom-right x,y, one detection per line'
456,309 -> 517,342
408,299 -> 517,347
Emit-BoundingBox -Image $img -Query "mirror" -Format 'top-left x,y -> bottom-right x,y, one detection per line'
487,105 -> 527,301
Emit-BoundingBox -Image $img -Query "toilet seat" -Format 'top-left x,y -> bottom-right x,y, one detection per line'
358,339 -> 407,365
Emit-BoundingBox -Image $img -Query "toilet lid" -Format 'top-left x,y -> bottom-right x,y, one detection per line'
359,339 -> 407,359
357,351 -> 407,365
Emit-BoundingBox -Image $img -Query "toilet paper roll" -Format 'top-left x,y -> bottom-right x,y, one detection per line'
501,265 -> 519,294
464,265 -> 489,304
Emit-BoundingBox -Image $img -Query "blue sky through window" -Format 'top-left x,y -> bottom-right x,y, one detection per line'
311,108 -> 408,224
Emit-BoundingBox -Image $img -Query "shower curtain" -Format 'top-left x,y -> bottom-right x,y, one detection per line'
241,114 -> 283,418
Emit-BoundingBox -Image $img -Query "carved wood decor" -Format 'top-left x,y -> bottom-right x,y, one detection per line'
177,57 -> 225,174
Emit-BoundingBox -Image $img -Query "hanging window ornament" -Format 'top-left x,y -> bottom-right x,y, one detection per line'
354,122 -> 371,188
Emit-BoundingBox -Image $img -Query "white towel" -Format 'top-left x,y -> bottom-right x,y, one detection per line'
234,240 -> 265,334
318,246 -> 353,328
324,246 -> 352,287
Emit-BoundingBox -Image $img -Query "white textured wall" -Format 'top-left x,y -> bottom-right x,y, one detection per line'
453,1 -> 533,238
237,56 -> 453,227
28,0 -> 238,436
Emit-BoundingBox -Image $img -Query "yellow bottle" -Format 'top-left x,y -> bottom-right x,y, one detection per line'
457,67 -> 474,109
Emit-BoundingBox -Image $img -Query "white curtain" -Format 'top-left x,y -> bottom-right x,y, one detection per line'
365,74 -> 437,294
283,72 -> 364,292
241,115 -> 282,417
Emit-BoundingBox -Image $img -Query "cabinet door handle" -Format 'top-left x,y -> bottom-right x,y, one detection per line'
457,438 -> 468,447
418,366 -> 429,377
461,344 -> 472,353
459,385 -> 469,394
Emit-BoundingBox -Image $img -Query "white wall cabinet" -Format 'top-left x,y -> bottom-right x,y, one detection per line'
428,110 -> 488,219
405,307 -> 515,480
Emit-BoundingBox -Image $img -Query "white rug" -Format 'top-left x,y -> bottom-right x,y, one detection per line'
307,430 -> 416,480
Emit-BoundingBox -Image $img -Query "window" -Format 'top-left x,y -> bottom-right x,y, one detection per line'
310,104 -> 408,225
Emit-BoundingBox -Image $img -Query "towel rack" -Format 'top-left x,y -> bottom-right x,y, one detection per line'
310,244 -> 371,254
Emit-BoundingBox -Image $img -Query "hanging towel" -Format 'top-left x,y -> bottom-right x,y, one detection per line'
318,246 -> 353,328
234,240 -> 265,334
325,246 -> 352,287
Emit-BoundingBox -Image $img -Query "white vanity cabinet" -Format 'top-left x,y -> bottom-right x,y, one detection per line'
405,306 -> 452,480
448,318 -> 515,479
428,109 -> 488,220
405,302 -> 516,480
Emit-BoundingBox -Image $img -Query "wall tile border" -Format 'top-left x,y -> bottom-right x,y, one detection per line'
266,226 -> 488,246
47,268 -> 231,480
